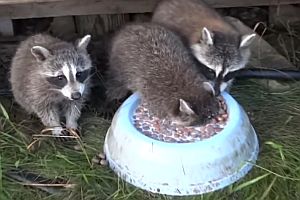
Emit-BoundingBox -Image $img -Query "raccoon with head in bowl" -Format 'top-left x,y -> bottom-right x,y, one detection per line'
105,23 -> 219,126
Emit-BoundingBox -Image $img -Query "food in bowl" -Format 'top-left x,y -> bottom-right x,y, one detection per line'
133,96 -> 228,143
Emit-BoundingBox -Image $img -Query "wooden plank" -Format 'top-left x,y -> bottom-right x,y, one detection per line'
0,0 -> 300,19
0,0 -> 62,5
269,4 -> 300,27
0,18 -> 14,36
75,14 -> 130,37
49,16 -> 77,40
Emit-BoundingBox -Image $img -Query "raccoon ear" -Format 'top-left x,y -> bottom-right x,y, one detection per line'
240,33 -> 256,48
179,99 -> 195,115
203,82 -> 215,96
31,46 -> 51,61
201,27 -> 214,45
76,34 -> 91,50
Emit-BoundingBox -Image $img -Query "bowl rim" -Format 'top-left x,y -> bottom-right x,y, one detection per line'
114,92 -> 242,148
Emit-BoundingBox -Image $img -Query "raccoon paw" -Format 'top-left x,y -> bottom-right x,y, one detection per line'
51,127 -> 64,137
49,127 -> 71,142
60,128 -> 81,141
51,127 -> 80,142
92,152 -> 108,167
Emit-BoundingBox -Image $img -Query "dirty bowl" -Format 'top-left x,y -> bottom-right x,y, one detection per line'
103,92 -> 259,196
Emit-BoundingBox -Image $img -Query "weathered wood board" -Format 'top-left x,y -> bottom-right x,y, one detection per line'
0,0 -> 62,5
0,18 -> 14,36
0,0 -> 300,19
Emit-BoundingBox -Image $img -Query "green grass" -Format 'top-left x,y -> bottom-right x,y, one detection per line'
1,80 -> 300,200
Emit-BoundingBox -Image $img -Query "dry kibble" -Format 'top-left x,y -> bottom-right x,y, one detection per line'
98,153 -> 106,160
100,159 -> 108,166
133,96 -> 228,143
92,152 -> 108,167
216,116 -> 223,122
210,118 -> 217,124
214,127 -> 223,132
143,131 -> 152,136
222,114 -> 228,119
92,157 -> 100,164
219,109 -> 225,115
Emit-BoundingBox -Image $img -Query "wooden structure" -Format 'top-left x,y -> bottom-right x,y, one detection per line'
0,0 -> 300,19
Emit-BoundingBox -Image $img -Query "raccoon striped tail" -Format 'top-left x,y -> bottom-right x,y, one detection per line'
6,168 -> 76,194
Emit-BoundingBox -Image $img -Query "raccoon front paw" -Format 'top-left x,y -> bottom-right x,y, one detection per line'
66,121 -> 78,131
50,127 -> 71,142
51,126 -> 80,142
92,152 -> 108,167
51,127 -> 64,136
60,128 -> 81,141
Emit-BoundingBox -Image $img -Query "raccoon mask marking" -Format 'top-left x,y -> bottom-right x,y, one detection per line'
191,27 -> 256,95
31,35 -> 92,100
10,33 -> 93,137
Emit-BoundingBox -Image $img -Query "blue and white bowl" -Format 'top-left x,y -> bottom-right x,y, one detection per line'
103,92 -> 259,196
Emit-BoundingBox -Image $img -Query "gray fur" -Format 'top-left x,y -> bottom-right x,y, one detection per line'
152,0 -> 256,94
9,34 -> 92,136
106,23 -> 219,126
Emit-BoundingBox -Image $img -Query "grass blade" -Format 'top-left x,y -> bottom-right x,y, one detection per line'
0,103 -> 9,120
259,176 -> 277,200
265,141 -> 286,162
0,155 -> 2,192
232,173 -> 270,192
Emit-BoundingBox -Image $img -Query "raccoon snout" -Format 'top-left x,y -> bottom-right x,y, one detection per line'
213,81 -> 221,96
71,92 -> 81,100
214,88 -> 220,96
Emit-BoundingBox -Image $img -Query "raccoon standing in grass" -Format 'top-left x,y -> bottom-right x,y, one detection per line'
152,0 -> 256,95
106,23 -> 219,126
10,34 -> 92,136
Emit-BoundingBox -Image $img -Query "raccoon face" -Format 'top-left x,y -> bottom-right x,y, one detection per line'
31,35 -> 92,100
172,82 -> 217,126
191,27 -> 256,95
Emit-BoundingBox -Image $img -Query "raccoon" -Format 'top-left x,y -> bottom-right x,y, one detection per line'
152,0 -> 256,95
106,23 -> 219,126
9,34 -> 92,136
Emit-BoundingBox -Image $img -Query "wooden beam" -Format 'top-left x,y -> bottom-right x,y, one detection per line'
0,18 -> 14,36
0,0 -> 63,5
0,0 -> 300,19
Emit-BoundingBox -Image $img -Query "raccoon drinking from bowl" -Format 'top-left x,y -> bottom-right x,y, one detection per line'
106,23 -> 219,126
10,34 -> 92,136
152,0 -> 256,95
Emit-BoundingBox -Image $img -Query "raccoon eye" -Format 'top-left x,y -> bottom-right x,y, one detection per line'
76,70 -> 89,83
76,72 -> 82,78
208,68 -> 214,74
47,75 -> 67,88
57,75 -> 66,81
204,68 -> 215,80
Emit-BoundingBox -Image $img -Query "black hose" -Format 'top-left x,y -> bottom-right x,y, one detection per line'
224,68 -> 300,82
0,89 -> 12,96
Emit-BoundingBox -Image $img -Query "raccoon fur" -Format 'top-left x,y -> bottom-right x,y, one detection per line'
9,33 -> 92,136
152,0 -> 256,94
106,23 -> 219,126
